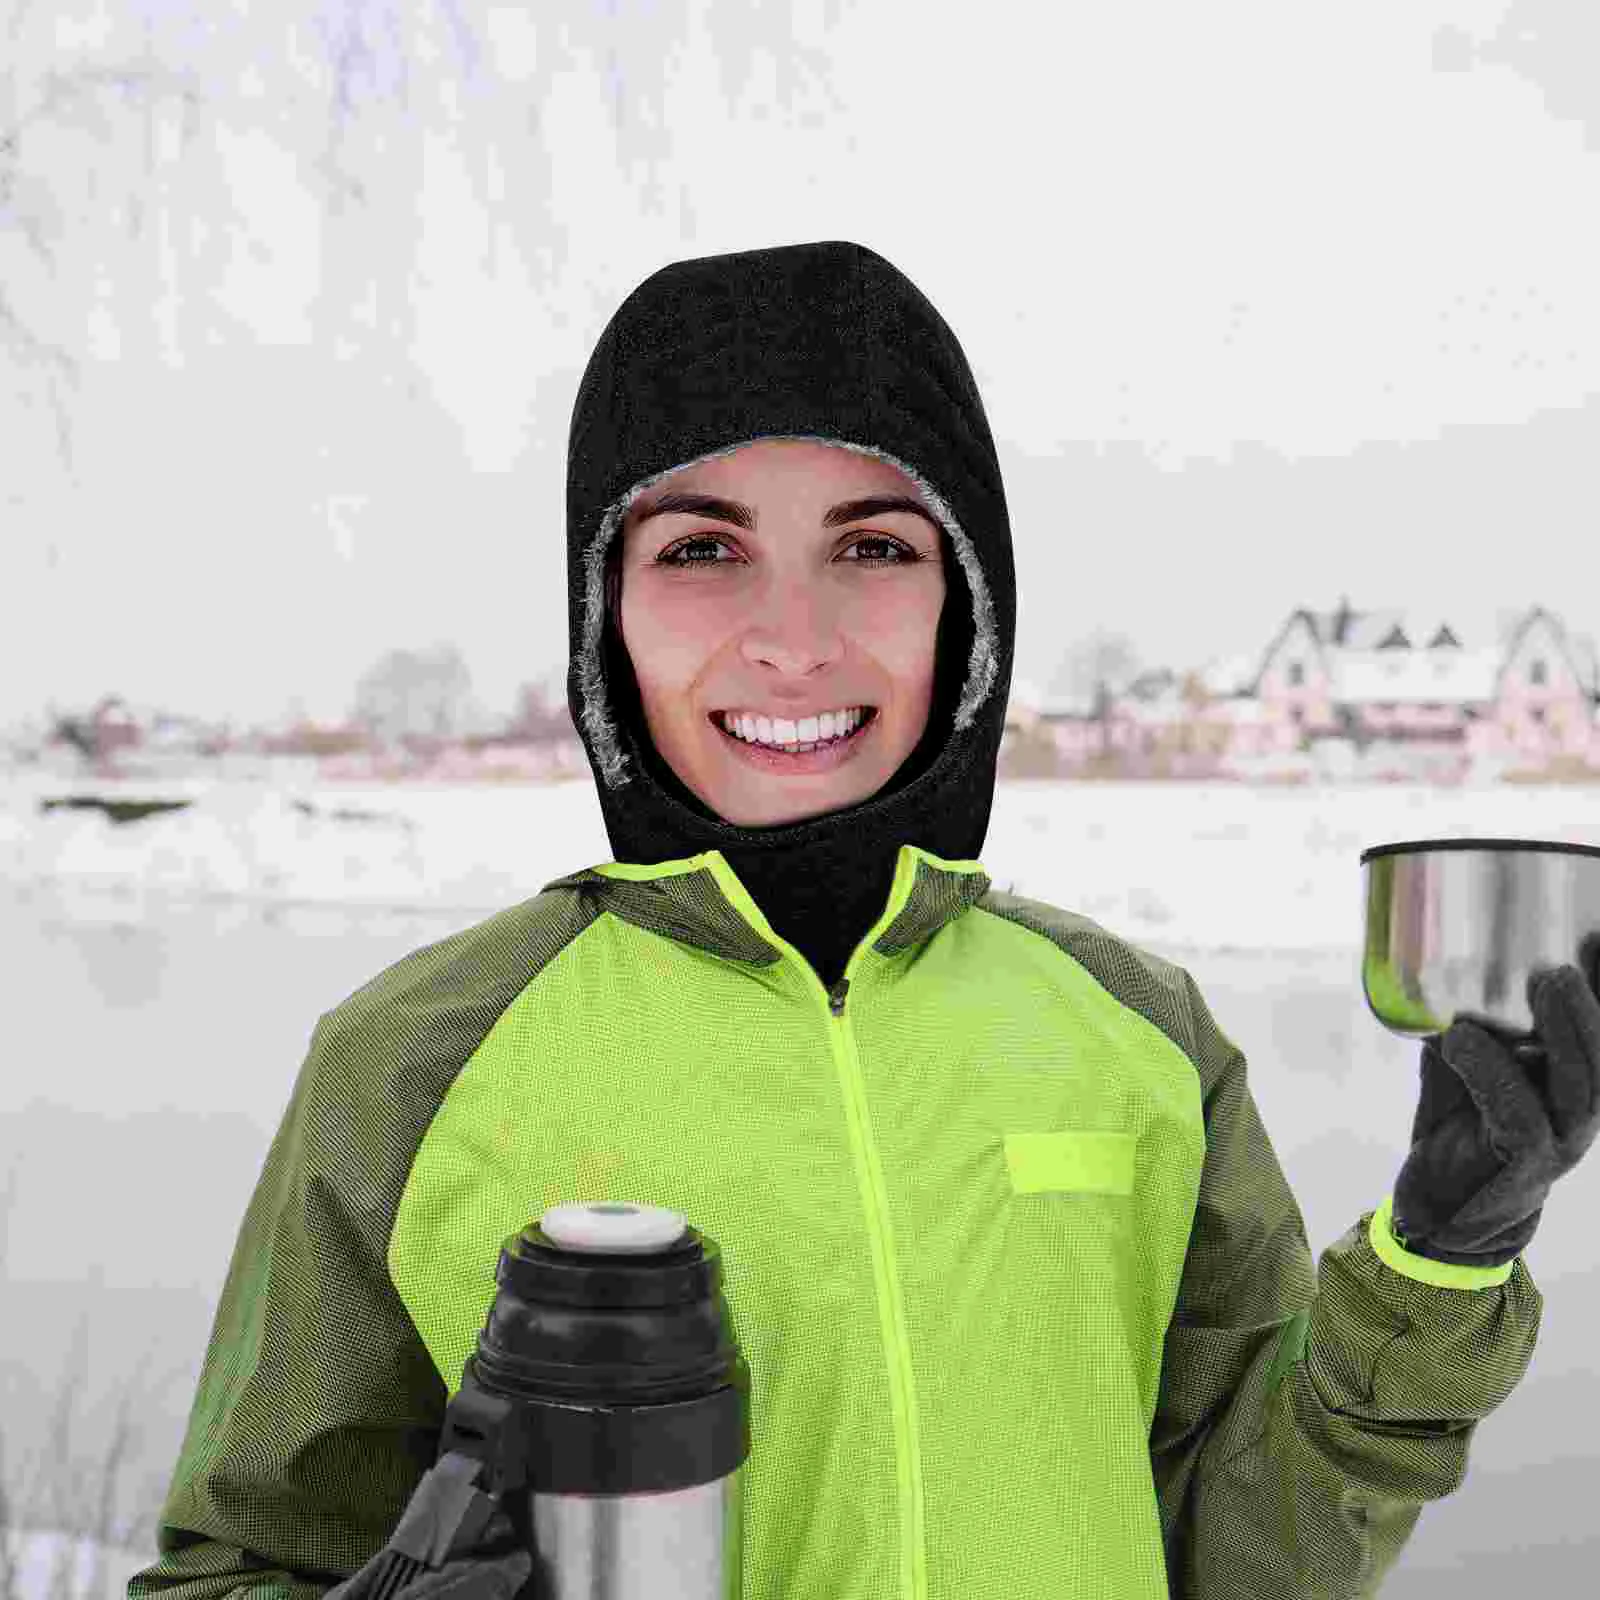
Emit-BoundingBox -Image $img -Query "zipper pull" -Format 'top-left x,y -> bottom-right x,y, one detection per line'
829,977 -> 850,1016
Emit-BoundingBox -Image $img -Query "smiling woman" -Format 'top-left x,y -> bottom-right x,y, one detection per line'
608,437 -> 948,829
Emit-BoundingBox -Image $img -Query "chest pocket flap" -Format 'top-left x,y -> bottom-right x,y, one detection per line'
1004,1129 -> 1136,1196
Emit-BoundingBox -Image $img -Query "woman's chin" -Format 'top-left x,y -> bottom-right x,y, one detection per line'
692,769 -> 882,828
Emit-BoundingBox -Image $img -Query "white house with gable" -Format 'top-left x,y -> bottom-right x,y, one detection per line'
1008,600 -> 1600,781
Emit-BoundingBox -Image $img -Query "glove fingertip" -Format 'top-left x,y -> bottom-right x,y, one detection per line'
1579,928 -> 1600,993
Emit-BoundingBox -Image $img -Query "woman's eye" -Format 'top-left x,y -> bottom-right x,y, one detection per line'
659,534 -> 917,566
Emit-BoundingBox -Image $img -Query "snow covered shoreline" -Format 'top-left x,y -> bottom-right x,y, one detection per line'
4,771 -> 1600,957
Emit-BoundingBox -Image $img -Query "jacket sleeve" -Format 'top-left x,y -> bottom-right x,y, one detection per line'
126,1011 -> 449,1600
1150,970 -> 1545,1599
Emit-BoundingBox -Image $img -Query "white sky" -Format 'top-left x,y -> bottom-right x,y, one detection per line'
3,0 -> 1598,729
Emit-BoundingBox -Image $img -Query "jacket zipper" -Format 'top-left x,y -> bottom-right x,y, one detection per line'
821,966 -> 926,1599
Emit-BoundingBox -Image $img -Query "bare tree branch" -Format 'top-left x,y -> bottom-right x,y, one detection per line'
0,64 -> 191,158
0,53 -> 200,486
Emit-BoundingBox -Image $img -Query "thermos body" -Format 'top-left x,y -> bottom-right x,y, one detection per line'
526,1471 -> 743,1599
440,1201 -> 751,1600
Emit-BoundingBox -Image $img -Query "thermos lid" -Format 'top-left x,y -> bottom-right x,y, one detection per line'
450,1201 -> 752,1496
497,1204 -> 716,1313
539,1201 -> 689,1254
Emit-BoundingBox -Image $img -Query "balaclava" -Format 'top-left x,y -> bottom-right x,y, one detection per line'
566,240 -> 1017,990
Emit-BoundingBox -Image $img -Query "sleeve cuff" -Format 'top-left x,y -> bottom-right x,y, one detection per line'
1369,1192 -> 1518,1290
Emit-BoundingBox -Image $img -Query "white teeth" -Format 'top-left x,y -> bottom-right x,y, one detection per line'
719,707 -> 865,748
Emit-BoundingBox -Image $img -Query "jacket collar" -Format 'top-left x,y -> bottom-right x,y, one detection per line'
544,844 -> 992,976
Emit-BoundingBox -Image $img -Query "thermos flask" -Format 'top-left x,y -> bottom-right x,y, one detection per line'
436,1201 -> 752,1599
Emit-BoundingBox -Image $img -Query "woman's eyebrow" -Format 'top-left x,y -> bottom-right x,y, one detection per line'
632,491 -> 939,535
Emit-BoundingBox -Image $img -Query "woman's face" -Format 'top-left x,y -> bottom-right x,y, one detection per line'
619,439 -> 948,827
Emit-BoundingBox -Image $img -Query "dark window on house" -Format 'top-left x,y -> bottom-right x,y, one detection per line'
1530,705 -> 1545,725
1530,660 -> 1547,686
1288,662 -> 1304,686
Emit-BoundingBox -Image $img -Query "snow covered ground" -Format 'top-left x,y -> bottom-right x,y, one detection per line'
5,771 -> 1600,1598
4,1532 -> 152,1600
6,768 -> 1600,952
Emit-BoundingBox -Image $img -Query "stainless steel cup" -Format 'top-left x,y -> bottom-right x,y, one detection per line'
1360,836 -> 1600,1038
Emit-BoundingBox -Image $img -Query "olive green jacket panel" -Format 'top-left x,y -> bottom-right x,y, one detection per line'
126,891 -> 604,1600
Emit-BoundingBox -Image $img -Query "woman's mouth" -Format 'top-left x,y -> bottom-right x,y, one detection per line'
708,707 -> 879,774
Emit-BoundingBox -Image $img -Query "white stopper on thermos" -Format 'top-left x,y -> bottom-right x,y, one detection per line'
540,1201 -> 689,1254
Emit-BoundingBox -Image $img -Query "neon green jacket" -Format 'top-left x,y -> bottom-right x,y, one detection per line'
128,844 -> 1542,1600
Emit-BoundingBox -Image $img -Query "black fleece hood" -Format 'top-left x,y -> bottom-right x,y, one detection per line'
565,240 -> 1016,990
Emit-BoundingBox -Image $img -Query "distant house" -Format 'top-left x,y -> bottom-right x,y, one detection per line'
42,694 -> 144,764
1246,600 -> 1598,775
37,695 -> 242,774
1011,601 -> 1600,779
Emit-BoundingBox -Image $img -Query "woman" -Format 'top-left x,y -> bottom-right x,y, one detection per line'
128,241 -> 1552,1600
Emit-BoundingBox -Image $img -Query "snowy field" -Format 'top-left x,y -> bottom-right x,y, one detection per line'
8,766 -> 1600,950
4,771 -> 1600,1598
3,1534 -> 154,1600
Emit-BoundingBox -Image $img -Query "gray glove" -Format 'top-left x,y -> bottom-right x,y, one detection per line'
1391,931 -> 1600,1269
323,1453 -> 533,1600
